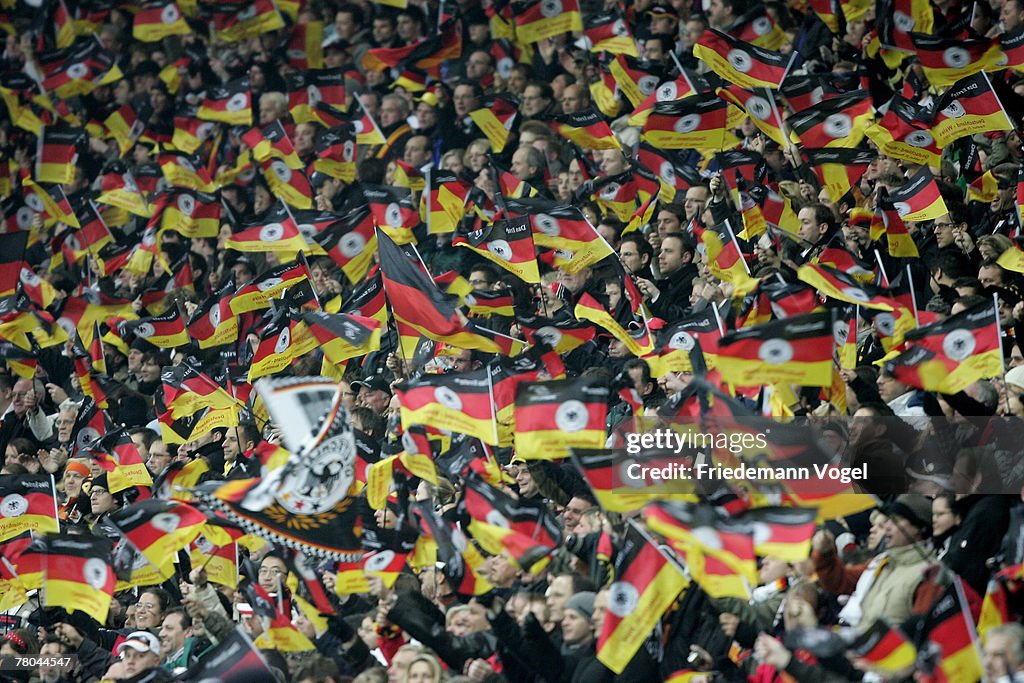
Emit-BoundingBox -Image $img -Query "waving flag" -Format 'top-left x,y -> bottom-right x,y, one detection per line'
788,92 -> 873,148
597,523 -> 688,673
470,95 -> 519,153
461,473 -> 562,571
860,94 -> 937,165
549,108 -> 620,150
313,125 -> 357,182
43,535 -> 116,624
804,148 -> 876,200
910,33 -> 1001,87
226,205 -> 308,254
188,280 -> 239,349
850,620 -> 918,675
396,369 -> 499,444
584,10 -> 638,56
514,376 -> 609,459
198,78 -> 252,125
0,475 -> 58,542
453,215 -> 540,283
883,165 -> 947,222
694,28 -> 793,89
641,94 -> 731,150
514,0 -> 583,43
108,500 -> 205,569
608,54 -> 667,108
212,0 -> 284,41
285,69 -> 346,124
929,73 -> 1012,148
133,1 -> 190,41
299,311 -> 382,364
717,311 -> 835,387
36,124 -> 82,183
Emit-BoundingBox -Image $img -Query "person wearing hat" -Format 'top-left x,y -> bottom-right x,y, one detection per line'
812,494 -> 941,629
116,630 -> 171,681
352,375 -> 393,415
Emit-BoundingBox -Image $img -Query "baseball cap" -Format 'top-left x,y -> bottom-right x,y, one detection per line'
883,494 -> 932,538
352,375 -> 392,394
116,631 -> 160,657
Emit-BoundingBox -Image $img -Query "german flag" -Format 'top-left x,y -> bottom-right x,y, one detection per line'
803,148 -> 875,202
243,120 -> 302,168
35,124 -> 82,184
645,502 -> 756,598
158,151 -> 215,192
161,363 -> 238,418
361,18 -> 461,74
787,92 -> 874,148
300,311 -> 382,363
584,10 -> 638,56
716,85 -> 787,145
929,73 -> 1012,148
133,1 -> 189,42
68,200 -> 114,259
241,581 -> 315,653
548,108 -> 619,151
918,582 -> 984,683
910,33 -> 1001,87
517,315 -> 595,354
656,310 -> 721,373
393,160 -> 426,193
743,506 -> 818,561
700,222 -> 759,297
876,0 -> 933,51
422,168 -> 471,234
97,163 -> 150,217
968,169 -> 999,204
608,54 -> 666,108
313,204 -> 377,284
212,0 -> 284,42
694,28 -> 793,90
21,173 -> 79,227
43,534 -> 116,624
172,105 -> 218,154
514,376 -> 608,459
883,165 -> 947,222
597,524 -> 689,673
574,293 -> 655,357
153,189 -> 220,239
514,0 -> 583,44
248,312 -> 316,381
365,185 -> 419,243
1002,26 -> 1024,72
469,95 -> 519,153
453,214 -> 540,283
188,532 -> 238,589
628,75 -> 698,128
108,499 -> 205,570
0,475 -> 59,542
360,531 -> 417,588
717,310 -> 835,387
89,428 -> 154,492
461,474 -> 562,572
503,196 -> 613,273
729,5 -> 787,50
39,36 -> 121,99
230,260 -> 311,315
396,369 -> 499,444
286,21 -> 323,70
257,157 -> 313,209
313,125 -> 357,182
797,263 -> 897,310
198,78 -> 252,126
341,272 -> 387,324
226,206 -> 308,254
285,69 -> 346,125
413,501 -> 494,596
186,281 -> 238,349
121,308 -> 189,348
875,192 -> 920,258
641,94 -> 732,150
896,301 -> 1001,393
347,97 -> 386,145
850,620 -> 918,675
181,628 -> 277,683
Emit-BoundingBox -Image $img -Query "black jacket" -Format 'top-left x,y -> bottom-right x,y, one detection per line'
649,263 -> 698,322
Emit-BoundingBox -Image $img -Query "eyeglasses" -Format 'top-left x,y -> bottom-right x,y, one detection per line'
136,602 -> 158,611
933,222 -> 956,231
258,567 -> 286,577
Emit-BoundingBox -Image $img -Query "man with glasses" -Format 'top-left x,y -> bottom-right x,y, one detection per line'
257,555 -> 289,596
520,82 -> 553,120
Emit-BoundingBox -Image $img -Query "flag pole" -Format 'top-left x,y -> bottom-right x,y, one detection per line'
994,291 -> 1011,414
906,264 -> 919,326
723,219 -> 750,275
486,365 -> 499,446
